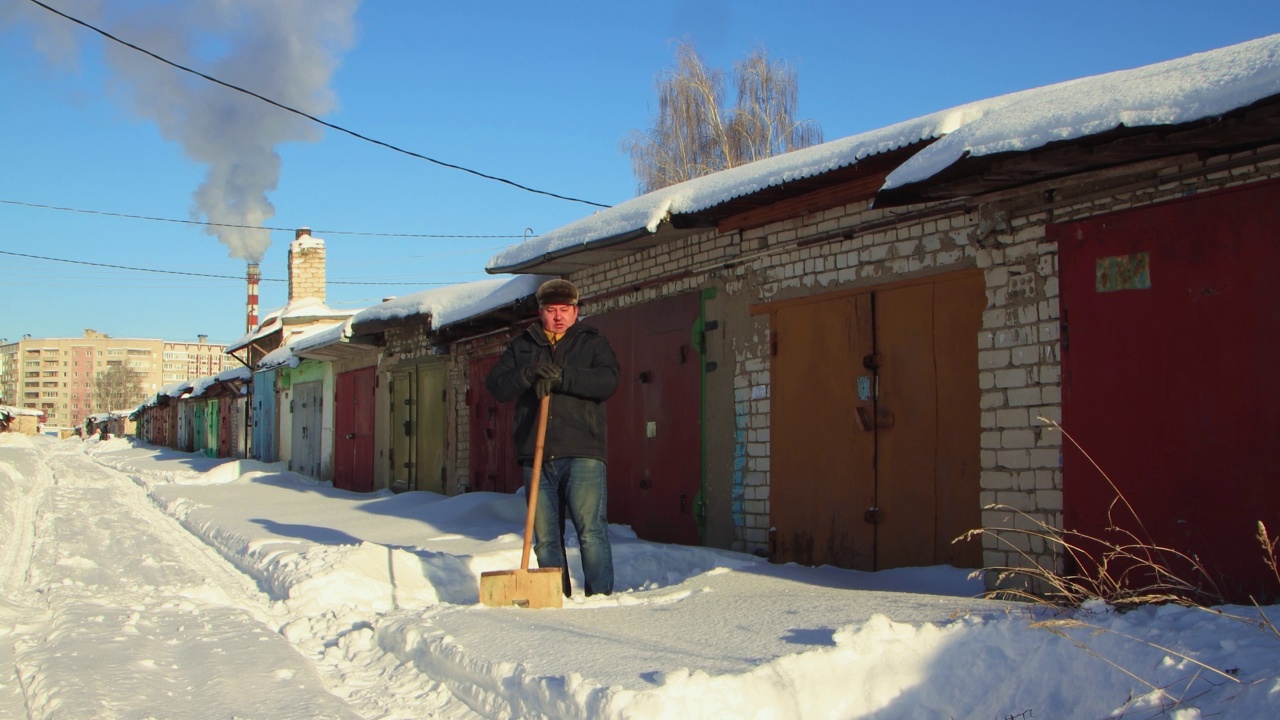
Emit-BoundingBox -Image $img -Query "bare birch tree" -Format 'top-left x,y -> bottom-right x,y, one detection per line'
623,42 -> 823,194
94,364 -> 147,413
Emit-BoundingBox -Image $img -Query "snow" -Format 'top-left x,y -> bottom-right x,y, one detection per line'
245,320 -> 347,372
291,319 -> 356,354
883,33 -> 1280,190
487,33 -> 1280,274
2,433 -> 1277,719
227,297 -> 354,354
484,103 -> 990,272
350,275 -> 554,332
183,365 -> 252,399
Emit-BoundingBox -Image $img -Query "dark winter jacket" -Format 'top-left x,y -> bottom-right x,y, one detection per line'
485,321 -> 619,464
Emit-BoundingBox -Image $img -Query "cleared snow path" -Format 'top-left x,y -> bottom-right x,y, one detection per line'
9,435 -> 1278,718
0,438 -> 469,719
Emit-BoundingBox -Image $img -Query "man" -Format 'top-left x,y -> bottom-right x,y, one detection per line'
485,279 -> 620,597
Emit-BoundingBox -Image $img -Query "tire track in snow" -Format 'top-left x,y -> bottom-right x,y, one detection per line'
6,440 -> 365,719
71,441 -> 478,719
0,439 -> 59,720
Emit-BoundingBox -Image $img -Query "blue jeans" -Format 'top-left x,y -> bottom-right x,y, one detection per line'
524,457 -> 613,596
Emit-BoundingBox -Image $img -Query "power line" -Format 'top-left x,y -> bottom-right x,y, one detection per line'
25,0 -> 612,210
1,199 -> 530,239
0,249 -> 461,286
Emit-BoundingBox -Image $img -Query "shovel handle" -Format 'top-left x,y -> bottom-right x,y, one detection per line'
520,394 -> 551,571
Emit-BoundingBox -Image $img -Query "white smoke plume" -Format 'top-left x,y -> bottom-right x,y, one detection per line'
6,0 -> 360,262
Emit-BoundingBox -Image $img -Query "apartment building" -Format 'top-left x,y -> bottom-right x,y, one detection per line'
0,329 -> 228,428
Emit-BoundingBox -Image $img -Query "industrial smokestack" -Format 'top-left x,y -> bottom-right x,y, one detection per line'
246,262 -> 261,332
9,3 -> 359,266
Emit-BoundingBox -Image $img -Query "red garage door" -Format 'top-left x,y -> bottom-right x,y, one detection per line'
590,294 -> 703,546
1055,179 -> 1280,602
334,367 -> 376,493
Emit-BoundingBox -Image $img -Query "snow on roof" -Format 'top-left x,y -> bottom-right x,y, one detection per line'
214,365 -> 251,383
289,318 -> 352,354
181,365 -> 253,399
884,33 -> 1280,190
0,405 -> 43,417
487,33 -> 1280,273
256,346 -> 301,371
350,274 -> 553,332
256,320 -> 347,371
131,380 -> 196,412
485,104 -> 989,272
160,380 -> 193,398
227,297 -> 353,352
188,375 -> 219,398
292,233 -> 325,250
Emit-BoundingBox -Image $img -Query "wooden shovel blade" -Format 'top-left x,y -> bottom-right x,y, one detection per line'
479,568 -> 564,609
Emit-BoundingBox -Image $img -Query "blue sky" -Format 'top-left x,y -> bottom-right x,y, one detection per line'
3,0 -> 1278,345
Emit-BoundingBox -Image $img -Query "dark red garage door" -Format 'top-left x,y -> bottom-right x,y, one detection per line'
590,293 -> 703,546
334,366 -> 376,493
1055,179 -> 1280,602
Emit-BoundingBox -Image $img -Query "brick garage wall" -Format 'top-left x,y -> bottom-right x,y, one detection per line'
972,145 -> 1280,588
546,143 -> 1280,570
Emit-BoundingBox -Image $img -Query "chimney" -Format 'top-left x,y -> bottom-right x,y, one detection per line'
246,262 -> 261,331
287,227 -> 326,304
198,334 -> 208,344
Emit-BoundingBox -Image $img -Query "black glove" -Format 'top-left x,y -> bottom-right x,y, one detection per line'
533,363 -> 562,398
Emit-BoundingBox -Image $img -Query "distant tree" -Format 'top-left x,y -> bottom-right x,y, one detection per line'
623,42 -> 823,194
94,364 -> 146,413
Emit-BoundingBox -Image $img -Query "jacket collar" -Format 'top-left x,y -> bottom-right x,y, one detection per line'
526,321 -> 591,347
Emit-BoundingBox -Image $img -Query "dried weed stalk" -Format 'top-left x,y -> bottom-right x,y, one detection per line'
960,419 -> 1280,715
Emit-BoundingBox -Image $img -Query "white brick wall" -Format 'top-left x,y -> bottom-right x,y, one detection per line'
530,144 -> 1280,569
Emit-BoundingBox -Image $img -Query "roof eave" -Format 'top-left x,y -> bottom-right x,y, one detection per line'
875,95 -> 1280,208
292,337 -> 381,363
487,225 -> 700,276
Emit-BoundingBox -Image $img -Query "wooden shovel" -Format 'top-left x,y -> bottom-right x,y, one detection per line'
479,394 -> 564,608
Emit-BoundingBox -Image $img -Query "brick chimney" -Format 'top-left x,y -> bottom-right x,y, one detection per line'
287,227 -> 326,304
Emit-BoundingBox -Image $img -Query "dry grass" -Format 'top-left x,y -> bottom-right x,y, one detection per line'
962,418 -> 1280,716
964,417 -> 1242,609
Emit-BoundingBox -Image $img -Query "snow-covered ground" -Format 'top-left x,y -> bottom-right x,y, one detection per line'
1,434 -> 1276,719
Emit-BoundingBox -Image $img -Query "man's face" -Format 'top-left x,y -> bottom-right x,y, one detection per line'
539,303 -> 578,334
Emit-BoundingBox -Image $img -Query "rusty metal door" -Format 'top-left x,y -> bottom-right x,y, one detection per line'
876,278 -> 984,569
771,272 -> 984,570
290,381 -> 323,479
592,293 -> 703,546
415,363 -> 448,495
252,371 -> 276,462
772,294 -> 877,569
390,369 -> 414,491
192,402 -> 207,455
217,397 -> 231,458
390,363 -> 448,494
334,367 -> 376,493
469,353 -> 521,494
1056,180 -> 1280,601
